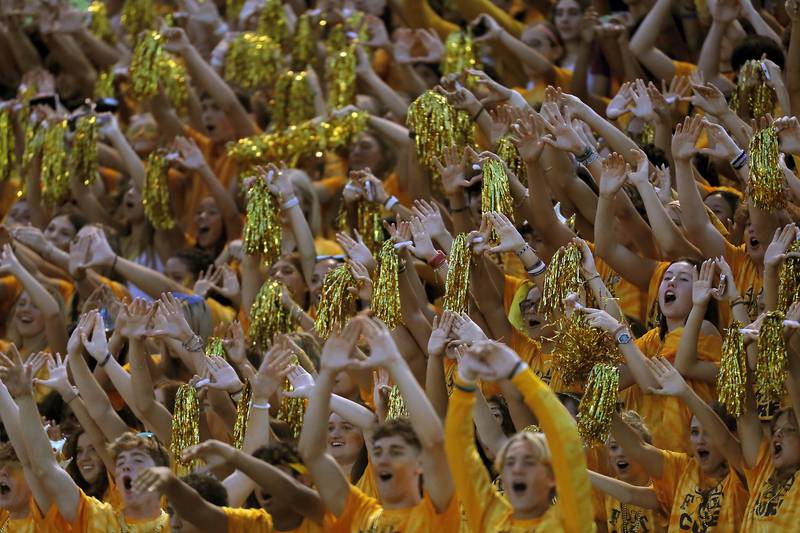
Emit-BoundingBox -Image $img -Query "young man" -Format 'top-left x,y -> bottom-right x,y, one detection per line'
298,317 -> 460,531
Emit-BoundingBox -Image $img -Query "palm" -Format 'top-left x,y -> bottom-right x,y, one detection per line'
693,281 -> 713,305
652,368 -> 686,396
427,329 -> 448,357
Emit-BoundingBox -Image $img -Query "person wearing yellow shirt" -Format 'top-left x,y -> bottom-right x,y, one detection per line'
298,317 -> 461,532
445,339 -> 595,533
605,357 -> 749,532
0,443 -> 61,533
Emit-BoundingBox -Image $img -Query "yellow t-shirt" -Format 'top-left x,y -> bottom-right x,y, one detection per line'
3,500 -> 62,533
59,489 -> 169,532
741,442 -> 800,531
514,67 -> 574,107
223,506 -> 273,533
329,484 -> 462,533
595,489 -> 668,533
722,239 -> 762,326
653,450 -> 747,532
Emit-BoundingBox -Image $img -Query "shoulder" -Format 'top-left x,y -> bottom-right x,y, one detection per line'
699,320 -> 721,338
223,506 -> 273,532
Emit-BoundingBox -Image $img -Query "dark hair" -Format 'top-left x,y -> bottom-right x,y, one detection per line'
180,472 -> 229,507
770,407 -> 799,432
173,248 -> 215,279
692,153 -> 719,186
704,190 -> 740,219
253,442 -> 303,471
642,144 -> 669,170
488,396 -> 517,436
65,430 -> 109,500
710,402 -> 738,433
731,35 -> 785,72
352,130 -> 396,179
372,418 -> 421,452
657,258 -> 720,339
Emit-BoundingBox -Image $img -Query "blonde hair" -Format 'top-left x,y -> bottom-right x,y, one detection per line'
619,410 -> 653,444
107,432 -> 170,467
494,431 -> 552,474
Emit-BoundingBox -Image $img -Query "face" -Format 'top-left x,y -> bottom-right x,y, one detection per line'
122,186 -> 145,225
269,259 -> 308,305
704,194 -> 734,232
521,25 -> 561,63
0,463 -> 30,514
45,215 -> 77,252
127,115 -> 158,158
114,449 -> 157,504
327,412 -> 365,466
501,439 -> 555,515
13,292 -> 45,338
607,436 -> 648,483
5,201 -> 31,227
310,259 -> 340,306
253,464 -> 299,518
745,221 -> 765,264
689,416 -> 727,475
348,132 -> 384,173
771,411 -> 800,473
371,435 -> 422,505
165,257 -> 194,287
554,0 -> 582,41
76,432 -> 104,484
194,197 -> 224,250
519,286 -> 547,337
201,96 -> 235,144
658,261 -> 694,320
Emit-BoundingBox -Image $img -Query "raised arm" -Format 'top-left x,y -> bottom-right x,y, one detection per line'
610,413 -> 666,479
697,0 -> 739,89
628,0 -> 678,82
673,260 -> 721,382
588,471 -> 661,509
787,0 -> 800,113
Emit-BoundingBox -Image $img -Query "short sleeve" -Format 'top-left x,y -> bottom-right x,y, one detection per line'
651,450 -> 691,511
330,484 -> 382,531
223,506 -> 273,533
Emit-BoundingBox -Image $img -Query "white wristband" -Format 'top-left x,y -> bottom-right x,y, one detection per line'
384,196 -> 399,210
282,197 -> 300,209
251,402 -> 271,410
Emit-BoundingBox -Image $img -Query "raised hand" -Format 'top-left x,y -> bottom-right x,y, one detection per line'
81,311 -> 111,362
284,364 -> 315,399
373,368 -> 392,420
699,119 -> 741,161
181,440 -> 237,471
251,344 -> 293,399
263,164 -> 295,199
452,312 -> 488,343
540,104 -> 585,155
117,298 -> 156,340
415,28 -> 445,63
689,83 -> 728,117
509,112 -> 548,163
392,28 -> 417,64
351,316 -> 403,370
436,81 -> 481,114
626,149 -> 651,187
713,255 -> 740,302
764,223 -> 799,269
0,244 -> 22,276
646,357 -> 689,396
203,355 -> 244,394
573,237 -> 599,278
10,226 -> 50,255
671,115 -> 703,161
148,293 -> 195,343
336,231 -> 376,273
80,227 -> 116,269
630,79 -> 656,121
460,340 -> 521,382
428,311 -> 455,358
433,145 -> 480,196
347,259 -> 373,302
411,199 -> 448,243
599,152 -> 629,197
407,217 -> 438,262
353,168 -> 389,205
362,14 -> 390,48
193,266 -> 222,298
466,68 -> 515,107
468,214 -> 493,256
167,136 -> 207,171
320,318 -> 362,372
774,116 -> 800,155
606,82 -> 632,119
0,344 -> 33,398
486,212 -> 527,254
131,466 -> 175,496
693,259 -> 720,307
577,306 -> 622,333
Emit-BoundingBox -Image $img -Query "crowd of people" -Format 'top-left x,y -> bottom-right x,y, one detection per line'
0,0 -> 799,530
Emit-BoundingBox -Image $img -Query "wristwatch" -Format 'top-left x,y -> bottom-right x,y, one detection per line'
616,330 -> 632,345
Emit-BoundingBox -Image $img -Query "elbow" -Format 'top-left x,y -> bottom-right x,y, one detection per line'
422,427 -> 446,450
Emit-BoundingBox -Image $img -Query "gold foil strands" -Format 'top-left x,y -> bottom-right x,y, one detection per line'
731,60 -> 777,119
496,135 -> 525,181
292,14 -> 315,68
386,386 -> 408,420
226,0 -> 246,23
224,33 -> 281,92
0,108 -> 15,181
717,322 -> 746,417
406,91 -> 473,179
748,126 -> 784,211
550,312 -> 621,386
171,384 -> 201,476
315,265 -> 358,338
257,0 -> 290,48
577,363 -> 619,445
371,240 -> 402,329
93,70 -> 115,99
242,171 -> 282,264
70,115 -> 98,186
130,32 -> 163,100
777,240 -> 800,313
443,233 -> 471,314
441,31 -> 480,78
357,200 -> 384,254
205,336 -> 226,358
121,0 -> 156,39
481,160 -> 514,221
249,280 -> 295,351
271,71 -> 316,131
326,45 -> 357,110
538,243 -> 583,320
756,311 -> 787,405
41,120 -> 70,208
143,149 -> 175,230
160,55 -> 189,113
88,1 -> 115,43
232,380 -> 252,449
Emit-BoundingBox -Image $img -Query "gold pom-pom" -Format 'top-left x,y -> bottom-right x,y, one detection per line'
777,240 -> 800,313
551,312 -> 622,386
326,45 -> 357,110
159,54 -> 189,113
278,355 -> 305,439
224,33 -> 281,92
357,200 -> 384,254
226,0 -> 246,23
249,280 -> 295,351
372,240 -> 402,329
171,384 -> 201,476
0,108 -> 16,182
257,0 -> 290,48
748,126 -> 784,211
406,91 -> 474,179
89,1 -> 116,43
496,135 -> 525,180
755,311 -> 788,405
232,380 -> 252,449
70,115 -> 98,186
291,14 -> 315,68
41,120 -> 70,208
731,60 -> 777,119
204,336 -> 226,358
577,363 -> 619,444
143,149 -> 175,230
441,30 -> 480,77
271,71 -> 316,131
538,243 -> 583,320
242,170 -> 282,264
481,159 -> 514,221
386,386 -> 408,420
93,70 -> 115,99
121,0 -> 156,39
315,265 -> 358,338
444,233 -> 471,314
130,32 -> 163,100
717,322 -> 747,417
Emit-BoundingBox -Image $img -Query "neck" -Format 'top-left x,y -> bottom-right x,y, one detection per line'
626,470 -> 651,487
665,315 -> 685,333
702,461 -> 729,484
512,499 -> 551,520
20,333 -> 47,353
8,503 -> 29,520
123,495 -> 162,521
380,487 -> 422,510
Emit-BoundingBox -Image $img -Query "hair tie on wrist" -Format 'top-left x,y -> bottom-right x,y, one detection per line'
99,352 -> 112,367
384,196 -> 399,210
507,360 -> 524,380
282,196 -> 300,209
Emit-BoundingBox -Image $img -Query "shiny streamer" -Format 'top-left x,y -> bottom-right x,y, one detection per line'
550,312 -> 621,386
441,31 -> 481,80
315,265 -> 358,338
89,1 -> 115,43
481,159 -> 514,221
93,70 -> 115,99
443,233 -> 471,314
70,115 -> 98,186
756,311 -> 788,405
160,55 -> 189,113
291,13 -> 315,68
386,386 -> 408,420
130,32 -> 163,100
143,149 -> 175,230
242,171 -> 282,264
0,109 -> 15,181
357,200 -> 384,254
204,336 -> 226,358
271,71 -> 316,131
171,384 -> 200,476
371,240 -> 402,329
121,0 -> 156,39
777,240 -> 800,313
224,33 -> 281,91
232,380 -> 252,449
496,136 -> 525,181
226,0 -> 246,23
41,120 -> 70,208
538,243 -> 583,320
249,280 -> 294,351
326,45 -> 357,110
731,60 -> 777,119
717,322 -> 746,418
257,0 -> 290,48
748,126 -> 784,211
577,364 -> 619,444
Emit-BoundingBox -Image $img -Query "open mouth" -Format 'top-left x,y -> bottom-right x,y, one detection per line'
664,291 -> 677,304
749,238 -> 760,248
615,460 -> 629,471
527,318 -> 541,328
774,442 -> 783,458
0,482 -> 10,495
329,440 -> 344,448
697,449 -> 710,461
122,475 -> 133,492
18,314 -> 33,324
378,471 -> 393,482
511,482 -> 527,494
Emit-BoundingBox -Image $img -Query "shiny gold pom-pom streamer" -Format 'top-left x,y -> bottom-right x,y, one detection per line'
748,126 -> 784,212
130,32 -> 163,100
315,265 -> 358,338
326,45 -> 357,110
441,31 -> 481,84
406,91 -> 474,180
357,200 -> 384,254
257,0 -> 290,48
292,14 -> 315,68
89,1 -> 115,43
731,60 -> 777,120
226,0 -> 246,23
278,357 -> 305,439
70,115 -> 98,186
538,243 -> 583,320
204,336 -> 226,358
159,55 -> 189,113
386,386 -> 408,420
551,312 -> 621,386
143,149 -> 175,230
577,364 -> 619,445
249,280 -> 295,351
496,136 -> 525,181
242,173 -> 282,264
271,71 -> 316,131
481,159 -> 514,221
0,108 -> 16,182
93,70 -> 115,99
755,311 -> 788,405
171,384 -> 201,476
444,233 -> 471,314
717,322 -> 746,417
372,240 -> 402,329
121,0 -> 156,39
778,240 -> 800,313
224,33 -> 281,92
41,120 -> 70,208
232,380 -> 252,449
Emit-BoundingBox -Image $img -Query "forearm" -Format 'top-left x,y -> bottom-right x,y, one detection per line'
673,304 -> 706,375
678,385 -> 743,471
197,165 -> 242,240
113,255 -> 188,297
742,5 -> 781,42
360,71 -> 409,121
698,21 -> 728,84
298,369 -> 336,460
163,476 -> 227,531
387,359 -> 444,449
68,351 -> 128,440
73,27 -> 123,68
284,203 -> 316,286
129,339 -> 173,442
619,341 -> 660,391
610,415 -> 664,477
331,394 -> 378,430
425,355 -> 449,420
526,162 -> 575,256
629,0 -> 674,55
675,159 -> 724,255
497,30 -> 553,76
473,388 -> 508,457
635,181 -> 699,259
589,471 -> 661,509
106,129 -> 146,189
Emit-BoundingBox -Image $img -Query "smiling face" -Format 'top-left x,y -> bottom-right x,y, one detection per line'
194,197 -> 224,250
371,435 -> 423,505
348,132 -> 385,173
327,412 -> 364,466
689,416 -> 727,476
269,258 -> 308,305
553,0 -> 582,42
115,448 -> 158,505
771,410 -> 800,474
658,261 -> 695,322
76,432 -> 104,485
13,291 -> 45,339
45,215 -> 78,252
500,437 -> 555,517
